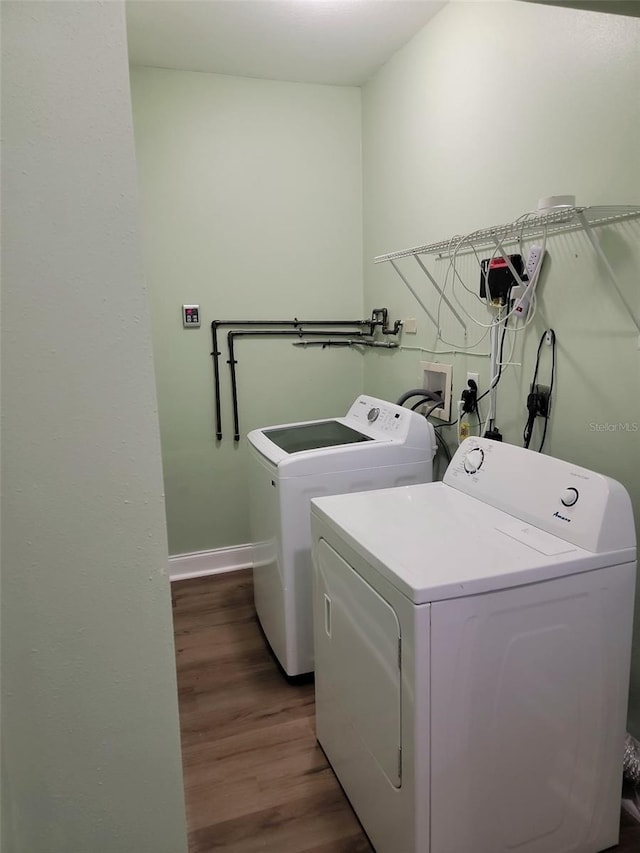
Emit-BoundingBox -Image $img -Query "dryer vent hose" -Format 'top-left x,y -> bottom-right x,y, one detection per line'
624,734 -> 640,785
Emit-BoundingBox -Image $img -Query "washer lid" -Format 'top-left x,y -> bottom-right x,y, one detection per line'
262,419 -> 372,453
311,483 -> 636,604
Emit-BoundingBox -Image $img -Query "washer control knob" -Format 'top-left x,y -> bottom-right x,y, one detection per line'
560,487 -> 579,507
463,448 -> 484,474
367,407 -> 380,423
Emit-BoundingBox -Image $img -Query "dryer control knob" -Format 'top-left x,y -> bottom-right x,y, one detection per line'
367,407 -> 380,423
560,487 -> 579,507
463,448 -> 484,474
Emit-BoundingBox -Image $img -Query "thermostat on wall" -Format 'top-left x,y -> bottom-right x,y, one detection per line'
182,305 -> 200,328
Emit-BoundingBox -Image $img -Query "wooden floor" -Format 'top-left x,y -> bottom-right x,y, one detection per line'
172,571 -> 640,853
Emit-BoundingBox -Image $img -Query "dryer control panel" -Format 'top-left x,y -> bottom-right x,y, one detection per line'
445,438 -> 635,555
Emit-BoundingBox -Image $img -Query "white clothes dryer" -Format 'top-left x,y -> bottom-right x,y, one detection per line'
247,395 -> 436,676
311,437 -> 636,853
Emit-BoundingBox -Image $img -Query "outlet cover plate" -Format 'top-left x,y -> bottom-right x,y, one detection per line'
182,304 -> 200,328
420,361 -> 452,421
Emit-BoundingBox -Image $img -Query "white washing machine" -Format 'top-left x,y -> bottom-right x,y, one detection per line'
311,437 -> 637,853
247,395 -> 436,676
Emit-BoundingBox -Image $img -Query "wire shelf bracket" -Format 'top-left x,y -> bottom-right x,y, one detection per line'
375,205 -> 640,343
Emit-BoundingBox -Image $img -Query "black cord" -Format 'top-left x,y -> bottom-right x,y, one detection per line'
433,416 -> 458,429
523,329 -> 556,451
523,409 -> 536,449
434,429 -> 452,463
538,331 -> 556,452
523,332 -> 545,448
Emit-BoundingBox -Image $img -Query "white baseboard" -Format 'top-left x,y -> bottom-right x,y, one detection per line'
169,544 -> 253,582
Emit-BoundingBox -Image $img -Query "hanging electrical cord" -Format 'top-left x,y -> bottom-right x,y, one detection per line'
427,231 -> 511,350
475,397 -> 484,434
523,329 -> 556,452
381,205 -> 552,359
436,322 -> 492,352
434,233 -> 495,348
433,214 -> 548,350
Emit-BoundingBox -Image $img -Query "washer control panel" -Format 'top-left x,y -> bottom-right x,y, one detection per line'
347,396 -> 406,436
345,396 -> 435,449
367,407 -> 381,424
444,437 -> 634,554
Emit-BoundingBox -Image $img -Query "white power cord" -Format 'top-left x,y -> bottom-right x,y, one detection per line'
431,214 -> 549,344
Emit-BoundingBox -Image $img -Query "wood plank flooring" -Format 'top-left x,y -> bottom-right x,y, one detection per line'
172,571 -> 640,853
172,570 -> 372,853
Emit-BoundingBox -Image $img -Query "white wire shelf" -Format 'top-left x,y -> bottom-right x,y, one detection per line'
374,205 -> 640,263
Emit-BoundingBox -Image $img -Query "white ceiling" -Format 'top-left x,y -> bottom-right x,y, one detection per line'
125,0 -> 447,86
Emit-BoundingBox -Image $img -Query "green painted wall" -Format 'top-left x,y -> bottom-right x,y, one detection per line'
362,1 -> 640,732
130,68 -> 364,556
1,2 -> 187,850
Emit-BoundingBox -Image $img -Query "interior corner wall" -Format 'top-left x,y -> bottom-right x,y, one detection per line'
361,1 -> 640,733
1,3 -> 187,851
129,68 -> 364,556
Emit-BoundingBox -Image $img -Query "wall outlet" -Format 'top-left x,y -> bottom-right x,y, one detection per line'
525,243 -> 545,281
403,318 -> 417,334
462,372 -> 479,414
420,361 -> 452,421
